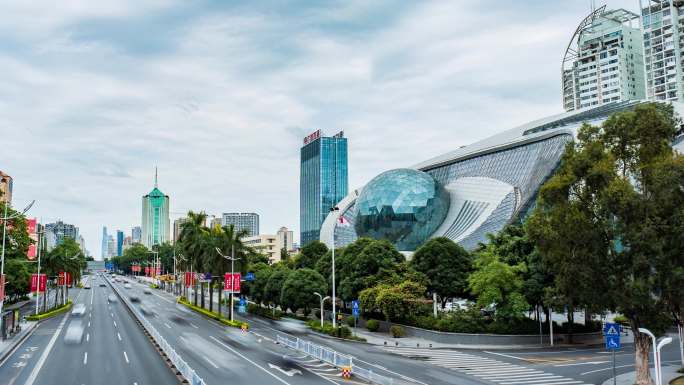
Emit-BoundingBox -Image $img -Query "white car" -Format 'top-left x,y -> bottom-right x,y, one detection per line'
64,320 -> 85,344
71,303 -> 86,316
144,288 -> 152,295
124,283 -> 131,289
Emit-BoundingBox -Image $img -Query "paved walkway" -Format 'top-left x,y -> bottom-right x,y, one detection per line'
0,320 -> 38,362
601,365 -> 682,385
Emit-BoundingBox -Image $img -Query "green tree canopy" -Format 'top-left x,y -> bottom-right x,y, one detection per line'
280,268 -> 327,314
411,237 -> 472,307
294,241 -> 328,269
468,251 -> 529,320
263,268 -> 291,306
338,239 -> 405,301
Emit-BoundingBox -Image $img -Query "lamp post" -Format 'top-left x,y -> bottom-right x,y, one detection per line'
639,328 -> 661,385
656,337 -> 673,385
0,200 -> 34,326
147,250 -> 159,286
216,246 -> 240,322
314,292 -> 330,328
329,206 -> 339,327
35,225 -> 44,315
63,255 -> 78,305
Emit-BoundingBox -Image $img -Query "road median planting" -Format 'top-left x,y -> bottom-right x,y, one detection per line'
177,297 -> 248,329
26,300 -> 72,321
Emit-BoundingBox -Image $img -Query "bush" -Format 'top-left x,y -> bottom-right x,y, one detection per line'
26,301 -> 72,321
613,315 -> 629,325
345,316 -> 356,327
178,298 -> 245,329
366,319 -> 380,332
247,303 -> 283,320
339,326 -> 352,338
390,325 -> 405,338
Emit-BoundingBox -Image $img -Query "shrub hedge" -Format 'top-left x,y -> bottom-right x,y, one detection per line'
366,319 -> 380,332
247,303 -> 283,320
26,301 -> 73,321
178,297 -> 247,329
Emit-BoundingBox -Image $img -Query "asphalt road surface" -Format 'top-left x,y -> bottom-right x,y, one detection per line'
0,275 -> 178,385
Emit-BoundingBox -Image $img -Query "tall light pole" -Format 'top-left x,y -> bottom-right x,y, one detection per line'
35,224 -> 45,315
0,200 -> 34,326
314,292 -> 330,328
63,255 -> 78,305
216,246 -> 240,322
639,328 -> 661,385
148,250 -> 159,286
329,206 -> 339,327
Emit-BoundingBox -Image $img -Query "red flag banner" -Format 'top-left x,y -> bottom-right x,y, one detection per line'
224,273 -> 241,293
27,218 -> 37,260
30,274 -> 47,292
0,274 -> 5,300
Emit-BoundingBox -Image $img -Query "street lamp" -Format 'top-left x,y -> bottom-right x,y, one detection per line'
313,292 -> 330,328
329,206 -> 339,327
216,246 -> 240,322
63,255 -> 78,305
1,200 -> 34,324
147,250 -> 159,285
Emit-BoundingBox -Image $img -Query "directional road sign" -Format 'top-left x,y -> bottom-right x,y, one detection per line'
245,272 -> 255,281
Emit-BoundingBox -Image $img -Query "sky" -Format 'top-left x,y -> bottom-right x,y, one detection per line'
0,0 -> 640,259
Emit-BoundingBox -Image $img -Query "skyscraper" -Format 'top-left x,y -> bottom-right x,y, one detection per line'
45,220 -> 79,250
116,230 -> 124,256
141,168 -> 170,248
640,1 -> 684,101
300,130 -> 348,246
173,217 -> 186,243
101,226 -> 108,258
276,226 -> 294,253
132,226 -> 142,244
221,213 -> 259,236
562,6 -> 645,111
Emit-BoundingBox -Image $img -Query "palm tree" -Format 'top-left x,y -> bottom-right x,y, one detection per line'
178,211 -> 209,271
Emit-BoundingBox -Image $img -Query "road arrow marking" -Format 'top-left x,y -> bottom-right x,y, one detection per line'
268,363 -> 302,376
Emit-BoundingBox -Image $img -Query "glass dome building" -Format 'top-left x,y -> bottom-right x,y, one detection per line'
354,169 -> 450,251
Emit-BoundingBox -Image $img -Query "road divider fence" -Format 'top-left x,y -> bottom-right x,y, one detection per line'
276,334 -> 393,385
108,277 -> 207,385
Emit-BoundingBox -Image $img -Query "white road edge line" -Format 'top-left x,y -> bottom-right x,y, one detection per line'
209,335 -> 292,385
203,355 -> 219,369
483,351 -> 526,361
86,333 -> 90,342
83,352 -> 88,365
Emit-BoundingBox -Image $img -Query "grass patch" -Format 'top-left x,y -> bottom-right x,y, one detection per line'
177,297 -> 247,329
26,300 -> 72,321
670,375 -> 684,385
306,320 -> 366,342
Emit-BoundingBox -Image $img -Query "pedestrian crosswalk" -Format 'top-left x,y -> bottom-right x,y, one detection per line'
284,353 -> 369,384
380,347 -> 594,385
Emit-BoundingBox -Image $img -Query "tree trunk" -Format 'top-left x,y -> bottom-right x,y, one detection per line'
194,282 -> 198,306
218,288 -> 222,318
633,327 -> 654,385
209,283 -> 214,313
584,308 -> 592,326
567,306 -> 574,344
201,282 -> 205,309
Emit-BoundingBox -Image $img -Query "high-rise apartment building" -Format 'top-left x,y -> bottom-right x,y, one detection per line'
210,217 -> 222,229
132,226 -> 142,244
116,230 -> 124,256
141,169 -> 170,248
243,234 -> 278,264
101,226 -> 108,258
107,235 -> 115,257
276,226 -> 294,253
640,1 -> 684,101
300,130 -> 348,246
0,171 -> 12,204
45,220 -> 79,250
221,213 -> 259,236
173,217 -> 186,242
562,6 -> 645,111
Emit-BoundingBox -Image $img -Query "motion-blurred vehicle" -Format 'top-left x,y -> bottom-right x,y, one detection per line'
84,283 -> 91,290
139,305 -> 155,316
107,294 -> 118,303
71,303 -> 86,316
144,288 -> 152,294
99,282 -> 106,287
129,295 -> 140,302
124,283 -> 131,289
64,320 -> 85,344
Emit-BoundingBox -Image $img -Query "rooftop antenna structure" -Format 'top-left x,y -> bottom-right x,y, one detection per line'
154,166 -> 158,188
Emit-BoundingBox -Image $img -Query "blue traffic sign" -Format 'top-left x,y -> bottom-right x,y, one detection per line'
245,272 -> 255,281
606,335 -> 621,350
239,297 -> 247,306
604,322 -> 621,336
352,300 -> 360,319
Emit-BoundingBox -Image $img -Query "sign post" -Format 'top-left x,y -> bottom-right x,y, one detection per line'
352,300 -> 360,336
604,322 -> 621,385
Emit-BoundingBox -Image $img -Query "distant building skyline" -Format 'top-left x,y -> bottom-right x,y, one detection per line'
45,220 -> 79,251
221,212 -> 259,237
116,230 -> 124,256
141,168 -> 170,248
173,217 -> 186,243
132,226 -> 142,244
0,170 -> 12,204
300,130 -> 348,246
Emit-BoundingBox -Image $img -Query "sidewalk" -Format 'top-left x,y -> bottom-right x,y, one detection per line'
0,320 -> 38,362
602,365 -> 683,385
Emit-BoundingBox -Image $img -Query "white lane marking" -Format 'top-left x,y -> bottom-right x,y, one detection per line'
86,333 -> 90,342
209,336 -> 292,385
554,360 -> 609,367
123,351 -> 129,364
113,321 -> 117,327
117,332 -> 122,341
134,383 -> 138,385
203,355 -> 219,369
111,313 -> 114,317
189,323 -> 199,329
89,313 -> 91,318
24,311 -> 71,385
482,351 -> 526,361
83,352 -> 88,365
87,321 -> 91,327
164,323 -> 171,329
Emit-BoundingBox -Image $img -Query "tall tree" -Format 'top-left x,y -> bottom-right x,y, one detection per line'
338,239 -> 405,301
411,237 -> 472,308
528,103 -> 683,385
280,268 -> 327,315
294,241 -> 328,269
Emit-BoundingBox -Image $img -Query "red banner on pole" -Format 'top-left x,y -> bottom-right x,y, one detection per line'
30,274 -> 46,292
27,218 -> 37,260
145,266 -> 150,276
59,272 -> 72,286
185,272 -> 196,287
0,274 -> 5,300
224,273 -> 241,293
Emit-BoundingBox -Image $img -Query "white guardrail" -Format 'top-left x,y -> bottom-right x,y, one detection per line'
109,277 -> 207,385
276,334 -> 394,385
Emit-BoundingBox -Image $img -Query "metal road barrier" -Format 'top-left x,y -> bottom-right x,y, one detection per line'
276,334 -> 393,385
108,277 -> 207,385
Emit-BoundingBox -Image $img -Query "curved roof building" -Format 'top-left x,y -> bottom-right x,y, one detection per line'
320,100 -> 684,252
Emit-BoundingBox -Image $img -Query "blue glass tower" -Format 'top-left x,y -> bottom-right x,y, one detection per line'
116,230 -> 124,257
300,130 -> 348,246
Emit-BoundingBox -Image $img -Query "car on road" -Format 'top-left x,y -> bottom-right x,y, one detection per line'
144,288 -> 152,294
107,294 -> 118,303
99,282 -> 106,287
124,283 -> 131,289
84,283 -> 91,289
64,320 -> 85,344
71,303 -> 86,316
129,295 -> 140,302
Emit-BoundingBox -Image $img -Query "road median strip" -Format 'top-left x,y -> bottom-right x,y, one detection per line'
177,297 -> 248,330
26,300 -> 73,321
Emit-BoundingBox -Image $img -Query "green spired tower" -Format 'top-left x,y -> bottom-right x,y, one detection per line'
141,167 -> 170,248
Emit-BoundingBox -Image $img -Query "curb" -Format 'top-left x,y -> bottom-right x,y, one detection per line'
0,321 -> 38,365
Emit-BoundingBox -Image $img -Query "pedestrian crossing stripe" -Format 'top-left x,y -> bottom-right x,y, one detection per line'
380,347 -> 594,385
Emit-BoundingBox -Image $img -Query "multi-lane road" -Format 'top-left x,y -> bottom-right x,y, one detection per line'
1,273 -> 681,385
